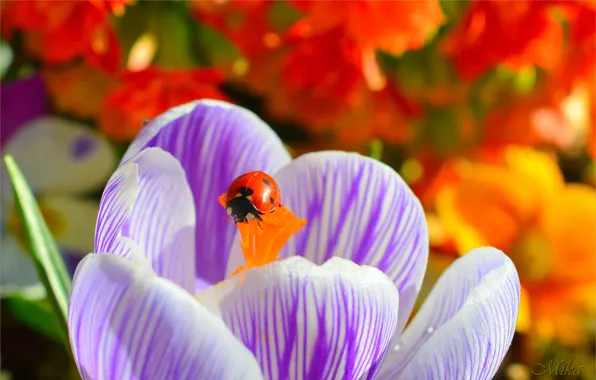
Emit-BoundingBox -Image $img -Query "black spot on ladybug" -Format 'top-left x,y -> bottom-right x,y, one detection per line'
142,119 -> 150,126
262,178 -> 271,186
269,197 -> 275,205
239,186 -> 254,197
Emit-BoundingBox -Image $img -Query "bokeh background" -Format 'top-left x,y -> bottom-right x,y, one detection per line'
0,1 -> 594,379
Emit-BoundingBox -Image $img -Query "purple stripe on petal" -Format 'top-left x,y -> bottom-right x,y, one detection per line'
0,75 -> 48,146
199,256 -> 399,380
95,148 -> 196,293
121,100 -> 291,287
232,151 -> 428,334
68,253 -> 263,380
377,247 -> 520,380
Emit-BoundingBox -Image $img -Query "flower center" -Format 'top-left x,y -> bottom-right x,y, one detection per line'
218,193 -> 307,275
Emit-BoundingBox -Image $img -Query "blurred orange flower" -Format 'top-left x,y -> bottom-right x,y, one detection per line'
99,66 -> 228,141
1,0 -> 129,73
41,63 -> 118,120
407,150 -> 466,209
432,146 -> 596,344
293,0 -> 445,56
330,84 -> 421,146
442,0 -> 563,81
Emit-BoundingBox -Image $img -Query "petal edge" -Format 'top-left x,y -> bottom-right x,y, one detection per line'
378,247 -> 520,380
201,256 -> 399,380
68,253 -> 263,380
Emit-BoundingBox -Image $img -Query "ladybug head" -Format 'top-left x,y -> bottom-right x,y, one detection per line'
225,196 -> 262,224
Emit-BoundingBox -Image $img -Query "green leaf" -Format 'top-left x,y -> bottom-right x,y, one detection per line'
152,5 -> 198,68
5,296 -> 64,342
267,2 -> 304,32
193,23 -> 241,67
3,155 -> 71,342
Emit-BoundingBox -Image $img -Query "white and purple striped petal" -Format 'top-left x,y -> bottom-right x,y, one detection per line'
122,100 -> 291,288
199,256 -> 399,380
377,247 -> 520,380
69,253 -> 263,380
227,151 -> 427,333
95,148 -> 196,293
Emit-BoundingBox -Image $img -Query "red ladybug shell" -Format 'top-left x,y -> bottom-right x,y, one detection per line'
224,171 -> 281,213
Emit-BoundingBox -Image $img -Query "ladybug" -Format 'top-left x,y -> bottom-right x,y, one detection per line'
224,170 -> 281,226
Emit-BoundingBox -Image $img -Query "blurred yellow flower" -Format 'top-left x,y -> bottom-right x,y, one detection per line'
433,146 -> 596,345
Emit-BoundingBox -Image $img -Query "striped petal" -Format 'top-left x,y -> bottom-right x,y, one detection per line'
122,100 -> 291,287
95,148 -> 196,293
377,247 -> 520,380
228,151 -> 428,333
69,253 -> 263,380
199,256 -> 399,380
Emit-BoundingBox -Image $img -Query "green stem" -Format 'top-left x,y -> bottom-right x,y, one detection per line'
369,139 -> 384,161
3,156 -> 72,348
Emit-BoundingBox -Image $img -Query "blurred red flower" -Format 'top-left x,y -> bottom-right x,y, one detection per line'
191,0 -> 432,148
475,1 -> 594,154
234,24 -> 369,136
442,0 -> 563,81
281,25 -> 364,106
293,0 -> 445,55
1,0 -> 129,74
191,1 -> 276,58
99,67 -> 228,141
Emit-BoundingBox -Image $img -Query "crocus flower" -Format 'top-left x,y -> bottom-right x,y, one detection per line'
0,75 -> 116,299
69,100 -> 520,379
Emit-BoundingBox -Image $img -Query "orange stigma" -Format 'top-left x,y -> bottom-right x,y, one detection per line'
218,194 -> 307,275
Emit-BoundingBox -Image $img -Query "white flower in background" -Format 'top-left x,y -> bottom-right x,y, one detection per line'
0,76 -> 116,299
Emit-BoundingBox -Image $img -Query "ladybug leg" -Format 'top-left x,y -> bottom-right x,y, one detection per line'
255,214 -> 264,230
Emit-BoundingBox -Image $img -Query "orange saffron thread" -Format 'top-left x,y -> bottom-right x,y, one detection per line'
218,193 -> 307,275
